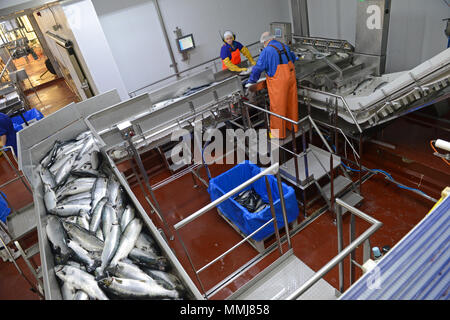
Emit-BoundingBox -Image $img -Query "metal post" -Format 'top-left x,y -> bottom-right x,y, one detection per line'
349,213 -> 356,286
301,125 -> 309,180
154,0 -> 180,78
359,135 -> 363,195
336,205 -> 344,293
330,154 -> 335,220
334,98 -> 339,155
265,176 -> 283,256
292,128 -> 300,184
0,230 -> 43,299
173,228 -> 208,298
126,140 -> 174,241
276,171 -> 292,249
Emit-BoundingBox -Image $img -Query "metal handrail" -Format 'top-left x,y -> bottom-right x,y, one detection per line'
300,87 -> 363,134
129,41 -> 261,97
174,163 -> 280,229
286,198 -> 382,300
173,162 -> 292,298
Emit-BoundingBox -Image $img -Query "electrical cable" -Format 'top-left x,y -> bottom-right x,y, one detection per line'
430,140 -> 450,166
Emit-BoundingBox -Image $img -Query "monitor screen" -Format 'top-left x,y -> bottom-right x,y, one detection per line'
177,34 -> 195,52
274,27 -> 283,38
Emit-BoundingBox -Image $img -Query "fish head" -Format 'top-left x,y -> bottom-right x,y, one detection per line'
98,277 -> 114,288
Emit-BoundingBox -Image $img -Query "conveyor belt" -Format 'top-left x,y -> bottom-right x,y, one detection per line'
340,193 -> 450,300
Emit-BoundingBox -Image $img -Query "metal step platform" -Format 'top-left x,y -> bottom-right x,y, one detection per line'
322,175 -> 353,200
280,145 -> 341,189
6,204 -> 36,241
339,191 -> 364,214
227,249 -> 338,300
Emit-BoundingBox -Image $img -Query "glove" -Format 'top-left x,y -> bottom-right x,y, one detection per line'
223,57 -> 246,73
241,46 -> 257,66
244,80 -> 255,88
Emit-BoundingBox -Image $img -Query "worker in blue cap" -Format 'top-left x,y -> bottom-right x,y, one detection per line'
0,112 -> 17,157
246,32 -> 299,139
221,30 -> 256,72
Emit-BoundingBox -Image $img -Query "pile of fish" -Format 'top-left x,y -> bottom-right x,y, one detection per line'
39,131 -> 186,300
233,188 -> 269,213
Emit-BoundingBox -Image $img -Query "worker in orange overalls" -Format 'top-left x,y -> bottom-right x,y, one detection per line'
246,32 -> 299,139
220,30 -> 256,72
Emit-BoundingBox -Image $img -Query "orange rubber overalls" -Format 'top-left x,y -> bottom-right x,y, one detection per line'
266,43 -> 299,139
222,46 -> 241,70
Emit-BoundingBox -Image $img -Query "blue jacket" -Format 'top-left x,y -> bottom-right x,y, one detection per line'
249,40 -> 298,83
220,41 -> 244,61
0,113 -> 17,156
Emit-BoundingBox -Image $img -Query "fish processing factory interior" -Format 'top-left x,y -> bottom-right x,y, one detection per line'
0,0 -> 449,302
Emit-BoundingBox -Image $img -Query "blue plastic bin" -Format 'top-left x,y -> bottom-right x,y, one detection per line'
0,192 -> 11,223
208,161 -> 299,241
11,108 -> 44,132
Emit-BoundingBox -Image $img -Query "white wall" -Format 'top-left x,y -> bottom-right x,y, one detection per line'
32,1 -> 128,101
92,0 -> 292,95
307,0 -> 449,73
61,0 -> 128,100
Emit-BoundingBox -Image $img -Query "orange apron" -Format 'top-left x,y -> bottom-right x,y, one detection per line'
222,47 -> 241,70
266,44 -> 299,139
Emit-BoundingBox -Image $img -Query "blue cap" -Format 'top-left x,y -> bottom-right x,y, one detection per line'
372,247 -> 382,258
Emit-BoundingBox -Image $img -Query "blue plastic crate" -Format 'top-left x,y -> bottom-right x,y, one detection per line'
11,108 -> 44,132
0,192 -> 11,223
208,161 -> 299,241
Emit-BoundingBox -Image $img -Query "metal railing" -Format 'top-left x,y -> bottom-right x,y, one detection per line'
287,198 -> 382,299
128,41 -> 261,97
173,163 -> 292,298
243,101 -> 358,217
300,87 -> 363,134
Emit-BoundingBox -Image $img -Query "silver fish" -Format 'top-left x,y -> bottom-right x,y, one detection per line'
49,151 -> 77,175
50,205 -> 91,217
55,155 -> 76,187
96,228 -> 104,242
67,240 -> 100,273
77,210 -> 91,230
64,215 -> 78,223
60,192 -> 92,204
76,136 -> 95,161
59,198 -> 93,207
62,221 -> 104,253
120,206 -> 135,232
44,184 -> 57,212
96,223 -> 121,277
89,197 -> 108,233
142,269 -> 185,292
40,166 -> 56,189
73,291 -> 89,300
61,282 -> 77,300
107,177 -> 120,204
102,202 -> 118,239
41,141 -> 61,168
98,277 -> 179,299
129,248 -> 170,272
66,260 -> 86,271
55,265 -> 109,300
109,260 -> 156,283
75,131 -> 92,141
46,216 -> 72,264
71,168 -> 100,178
57,178 -> 96,200
135,232 -> 160,255
110,218 -> 143,267
91,150 -> 103,170
91,177 -> 108,212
